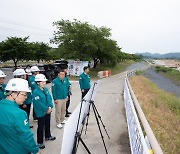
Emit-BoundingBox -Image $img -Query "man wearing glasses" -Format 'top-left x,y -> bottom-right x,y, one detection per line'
0,78 -> 40,154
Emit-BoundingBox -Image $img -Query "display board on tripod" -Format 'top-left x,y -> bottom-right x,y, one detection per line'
61,81 -> 99,154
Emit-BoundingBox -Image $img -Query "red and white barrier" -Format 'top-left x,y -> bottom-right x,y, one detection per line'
98,70 -> 112,78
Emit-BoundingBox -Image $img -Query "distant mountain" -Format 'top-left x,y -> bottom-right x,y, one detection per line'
136,52 -> 180,59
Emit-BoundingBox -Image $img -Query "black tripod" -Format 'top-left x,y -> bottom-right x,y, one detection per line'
72,98 -> 91,154
84,100 -> 110,154
72,82 -> 110,154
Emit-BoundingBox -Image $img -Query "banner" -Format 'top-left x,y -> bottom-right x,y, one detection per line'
67,60 -> 89,76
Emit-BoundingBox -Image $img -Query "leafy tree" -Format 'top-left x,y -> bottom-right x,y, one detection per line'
50,19 -> 122,68
0,37 -> 29,67
29,42 -> 51,63
47,48 -> 61,62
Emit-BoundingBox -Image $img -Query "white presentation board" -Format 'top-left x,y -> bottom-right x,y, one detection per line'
61,81 -> 99,154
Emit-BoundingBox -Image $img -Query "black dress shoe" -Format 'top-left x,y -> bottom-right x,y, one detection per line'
45,136 -> 56,141
38,143 -> 45,149
65,114 -> 69,117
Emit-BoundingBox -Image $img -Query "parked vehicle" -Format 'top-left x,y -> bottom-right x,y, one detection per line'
33,64 -> 56,82
54,59 -> 68,65
28,60 -> 69,82
53,60 -> 68,76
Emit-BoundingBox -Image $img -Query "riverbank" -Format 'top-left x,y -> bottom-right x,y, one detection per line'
129,75 -> 180,154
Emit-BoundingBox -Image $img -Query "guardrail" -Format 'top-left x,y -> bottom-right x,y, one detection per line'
124,66 -> 163,154
124,79 -> 149,154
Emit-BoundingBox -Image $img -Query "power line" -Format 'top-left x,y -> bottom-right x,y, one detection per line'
0,17 -> 54,33
0,26 -> 52,37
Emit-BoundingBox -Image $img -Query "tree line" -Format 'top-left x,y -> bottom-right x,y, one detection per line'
0,19 -> 141,67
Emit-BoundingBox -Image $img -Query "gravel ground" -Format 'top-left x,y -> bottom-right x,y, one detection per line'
125,61 -> 148,71
143,68 -> 180,97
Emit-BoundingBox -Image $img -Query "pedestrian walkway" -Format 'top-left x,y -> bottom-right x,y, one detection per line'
30,72 -> 130,154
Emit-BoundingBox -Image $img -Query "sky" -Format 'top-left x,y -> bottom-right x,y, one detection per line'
0,0 -> 180,54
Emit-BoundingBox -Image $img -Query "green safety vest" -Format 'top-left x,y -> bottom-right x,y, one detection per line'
52,77 -> 69,100
32,86 -> 53,117
79,72 -> 90,90
0,99 -> 38,154
28,75 -> 38,92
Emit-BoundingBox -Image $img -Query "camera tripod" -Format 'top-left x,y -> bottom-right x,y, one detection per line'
72,82 -> 110,154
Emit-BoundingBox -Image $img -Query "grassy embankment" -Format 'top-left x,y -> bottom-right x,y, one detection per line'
155,66 -> 180,86
129,75 -> 180,154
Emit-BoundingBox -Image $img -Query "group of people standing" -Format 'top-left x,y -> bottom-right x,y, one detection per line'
0,64 -> 91,154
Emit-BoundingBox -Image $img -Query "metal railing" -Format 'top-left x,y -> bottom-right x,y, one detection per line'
124,78 -> 149,154
124,66 -> 163,154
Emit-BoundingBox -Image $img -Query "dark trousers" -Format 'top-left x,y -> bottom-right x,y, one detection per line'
37,114 -> 51,144
82,89 -> 90,99
33,107 -> 37,120
66,94 -> 70,113
19,104 -> 31,120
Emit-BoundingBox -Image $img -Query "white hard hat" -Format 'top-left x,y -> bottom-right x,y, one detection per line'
30,66 -> 40,72
35,74 -> 47,82
5,78 -> 31,92
0,70 -> 6,78
13,69 -> 27,76
25,68 -> 32,75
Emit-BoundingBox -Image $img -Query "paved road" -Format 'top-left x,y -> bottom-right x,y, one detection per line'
0,67 -> 13,83
29,72 -> 130,154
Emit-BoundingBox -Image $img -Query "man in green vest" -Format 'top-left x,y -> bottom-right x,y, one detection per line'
79,66 -> 91,99
52,69 -> 69,129
0,78 -> 39,154
0,70 -> 6,101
